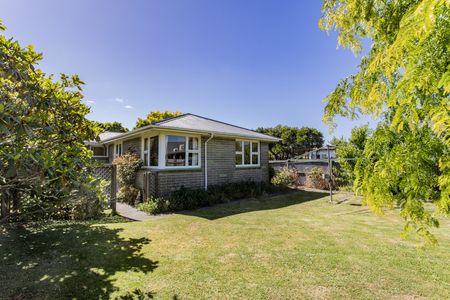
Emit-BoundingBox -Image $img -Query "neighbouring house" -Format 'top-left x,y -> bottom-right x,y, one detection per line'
304,145 -> 336,160
88,113 -> 279,197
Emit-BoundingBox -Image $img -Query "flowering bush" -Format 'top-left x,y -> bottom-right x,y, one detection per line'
271,166 -> 297,187
113,153 -> 143,205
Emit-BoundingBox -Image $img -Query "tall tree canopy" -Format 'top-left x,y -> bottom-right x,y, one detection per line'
0,21 -> 103,221
94,121 -> 128,133
256,125 -> 324,160
135,111 -> 183,129
320,0 -> 449,242
331,125 -> 371,184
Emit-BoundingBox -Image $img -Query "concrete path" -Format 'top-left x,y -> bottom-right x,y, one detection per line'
116,202 -> 161,221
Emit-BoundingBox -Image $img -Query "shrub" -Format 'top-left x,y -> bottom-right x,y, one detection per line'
113,153 -> 143,206
113,153 -> 143,186
117,186 -> 140,205
271,166 -> 297,187
137,181 -> 289,214
137,196 -> 170,214
305,167 -> 328,190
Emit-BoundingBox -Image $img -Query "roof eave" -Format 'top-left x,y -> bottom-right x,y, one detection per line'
100,125 -> 280,143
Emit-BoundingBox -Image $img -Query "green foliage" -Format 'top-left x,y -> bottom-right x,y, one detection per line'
113,153 -> 143,186
0,20 -> 105,221
353,124 -> 446,244
256,125 -> 324,160
320,0 -> 450,242
306,167 -> 329,190
113,153 -> 143,205
135,110 -> 183,129
333,125 -> 371,185
117,186 -> 139,206
271,166 -> 297,187
138,181 -> 283,214
94,121 -> 128,133
137,196 -> 169,214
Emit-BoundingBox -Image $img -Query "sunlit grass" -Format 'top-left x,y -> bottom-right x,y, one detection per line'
1,191 -> 449,299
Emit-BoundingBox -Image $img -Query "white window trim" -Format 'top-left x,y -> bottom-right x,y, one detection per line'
114,141 -> 123,158
164,134 -> 201,169
235,139 -> 260,168
141,134 -> 159,167
141,133 -> 202,170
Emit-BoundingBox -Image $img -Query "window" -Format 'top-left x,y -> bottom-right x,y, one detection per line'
166,135 -> 200,167
149,136 -> 159,166
235,140 -> 259,166
142,136 -> 159,167
91,146 -> 106,157
114,142 -> 122,158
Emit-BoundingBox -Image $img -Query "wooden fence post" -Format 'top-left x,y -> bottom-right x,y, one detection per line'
111,164 -> 117,214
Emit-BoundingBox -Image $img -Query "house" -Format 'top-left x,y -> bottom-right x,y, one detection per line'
90,113 -> 279,197
305,145 -> 336,160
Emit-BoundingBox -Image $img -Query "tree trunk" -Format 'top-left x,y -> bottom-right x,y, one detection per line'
1,193 -> 9,221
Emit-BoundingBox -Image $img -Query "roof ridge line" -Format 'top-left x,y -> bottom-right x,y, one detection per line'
183,113 -> 276,139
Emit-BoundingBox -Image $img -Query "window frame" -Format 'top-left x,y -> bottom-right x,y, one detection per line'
235,139 -> 260,167
164,134 -> 201,169
141,133 -> 201,170
141,134 -> 160,167
114,142 -> 123,158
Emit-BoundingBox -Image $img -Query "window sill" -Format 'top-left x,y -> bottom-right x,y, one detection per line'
141,166 -> 202,172
236,165 -> 261,169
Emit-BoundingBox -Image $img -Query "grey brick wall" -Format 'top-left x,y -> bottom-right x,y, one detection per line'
107,144 -> 114,163
141,137 -> 270,197
123,137 -> 141,156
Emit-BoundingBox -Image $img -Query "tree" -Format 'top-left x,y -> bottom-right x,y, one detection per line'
256,125 -> 324,160
95,121 -> 128,133
0,21 -> 104,221
320,0 -> 449,242
332,125 -> 371,185
135,111 -> 183,129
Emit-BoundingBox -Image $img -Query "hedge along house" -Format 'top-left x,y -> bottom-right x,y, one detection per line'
91,114 -> 280,198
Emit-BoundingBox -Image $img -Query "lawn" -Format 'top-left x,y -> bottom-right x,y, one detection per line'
1,191 -> 449,299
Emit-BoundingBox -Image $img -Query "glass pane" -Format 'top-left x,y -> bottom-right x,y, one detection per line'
252,142 -> 258,152
236,153 -> 242,165
188,137 -> 199,150
188,153 -> 199,166
244,141 -> 250,164
92,147 -> 105,156
252,154 -> 258,165
144,138 -> 148,151
150,136 -> 158,166
235,141 -> 242,151
144,153 -> 149,166
166,135 -> 186,166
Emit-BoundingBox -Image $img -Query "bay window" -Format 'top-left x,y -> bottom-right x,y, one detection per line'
165,135 -> 200,167
236,140 -> 259,166
142,136 -> 159,167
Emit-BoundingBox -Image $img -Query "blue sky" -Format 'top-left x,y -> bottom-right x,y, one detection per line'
1,0 -> 374,141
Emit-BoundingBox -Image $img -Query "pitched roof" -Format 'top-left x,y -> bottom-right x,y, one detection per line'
99,131 -> 123,141
100,113 -> 280,143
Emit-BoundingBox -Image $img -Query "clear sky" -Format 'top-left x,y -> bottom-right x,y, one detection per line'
1,0 -> 374,141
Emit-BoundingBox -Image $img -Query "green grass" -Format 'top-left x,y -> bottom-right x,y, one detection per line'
1,191 -> 449,299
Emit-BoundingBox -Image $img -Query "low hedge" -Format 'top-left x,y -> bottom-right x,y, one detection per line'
138,181 -> 286,214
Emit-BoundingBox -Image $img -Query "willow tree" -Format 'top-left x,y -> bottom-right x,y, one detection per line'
320,0 -> 449,242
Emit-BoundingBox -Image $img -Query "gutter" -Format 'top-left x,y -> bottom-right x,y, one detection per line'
99,125 -> 280,144
204,133 -> 214,191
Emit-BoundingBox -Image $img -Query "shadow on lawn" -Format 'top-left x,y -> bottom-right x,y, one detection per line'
0,221 -> 158,300
179,190 -> 328,220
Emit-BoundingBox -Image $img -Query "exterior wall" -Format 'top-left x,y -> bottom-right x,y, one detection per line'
123,137 -> 141,156
108,144 -> 114,163
142,137 -> 269,197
